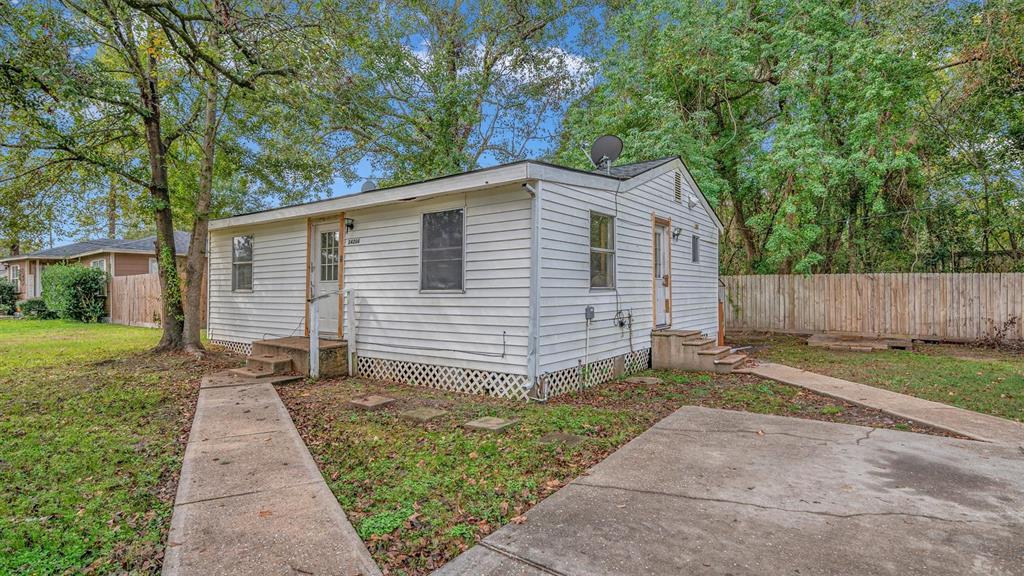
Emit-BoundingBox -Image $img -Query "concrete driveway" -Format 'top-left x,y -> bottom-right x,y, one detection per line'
437,407 -> 1024,576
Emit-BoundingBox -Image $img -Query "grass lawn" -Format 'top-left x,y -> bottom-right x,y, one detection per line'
0,320 -> 239,575
740,334 -> 1024,422
281,369 -> 944,575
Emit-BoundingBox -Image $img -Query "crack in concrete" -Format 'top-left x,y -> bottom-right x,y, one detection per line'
478,541 -> 571,576
173,479 -> 322,507
652,425 -> 839,444
571,481 -> 1017,527
856,428 -> 876,445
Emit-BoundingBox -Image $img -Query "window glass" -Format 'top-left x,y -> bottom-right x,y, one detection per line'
91,258 -> 107,272
590,212 -> 615,288
692,235 -> 700,263
232,235 -> 254,291
320,231 -> 339,282
421,209 -> 464,291
149,258 -> 159,275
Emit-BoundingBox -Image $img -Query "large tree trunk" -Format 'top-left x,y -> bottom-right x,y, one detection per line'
107,177 -> 117,238
141,53 -> 185,352
183,72 -> 219,353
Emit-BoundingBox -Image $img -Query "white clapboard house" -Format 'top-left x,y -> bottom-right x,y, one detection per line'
206,156 -> 724,399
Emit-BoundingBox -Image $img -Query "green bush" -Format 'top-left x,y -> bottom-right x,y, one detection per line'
0,277 -> 16,315
41,264 -> 108,322
19,297 -> 56,319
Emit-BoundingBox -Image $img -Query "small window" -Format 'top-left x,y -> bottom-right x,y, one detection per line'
232,235 -> 253,291
692,235 -> 700,263
319,231 -> 339,282
148,257 -> 159,275
590,212 -> 615,288
10,265 -> 20,292
90,258 -> 107,272
421,209 -> 464,291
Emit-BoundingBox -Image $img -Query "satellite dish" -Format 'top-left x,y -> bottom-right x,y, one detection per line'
360,179 -> 378,193
589,135 -> 623,171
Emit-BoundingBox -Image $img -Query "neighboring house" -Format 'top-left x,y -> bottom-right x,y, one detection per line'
207,157 -> 722,398
0,232 -> 191,301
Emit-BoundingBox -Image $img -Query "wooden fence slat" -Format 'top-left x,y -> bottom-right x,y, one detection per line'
722,273 -> 1023,342
109,272 -> 206,329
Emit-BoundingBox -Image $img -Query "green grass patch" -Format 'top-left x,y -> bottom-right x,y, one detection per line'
280,367 -> 918,575
0,320 -> 237,574
749,336 -> 1024,422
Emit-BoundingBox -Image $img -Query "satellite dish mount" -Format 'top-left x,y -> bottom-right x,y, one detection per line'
589,135 -> 623,175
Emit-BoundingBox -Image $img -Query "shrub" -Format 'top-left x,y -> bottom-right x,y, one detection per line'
0,277 -> 16,315
19,297 -> 56,319
41,264 -> 108,322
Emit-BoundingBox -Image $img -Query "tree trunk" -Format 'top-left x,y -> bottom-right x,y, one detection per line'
183,72 -> 219,353
107,177 -> 118,238
141,52 -> 184,352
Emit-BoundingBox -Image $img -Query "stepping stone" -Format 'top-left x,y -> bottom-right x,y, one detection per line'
464,416 -> 516,433
400,407 -> 448,423
537,431 -> 584,447
348,395 -> 396,411
625,376 -> 662,385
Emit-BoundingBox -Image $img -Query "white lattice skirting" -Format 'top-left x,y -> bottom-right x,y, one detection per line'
209,339 -> 253,356
357,356 -> 530,400
356,348 -> 651,401
539,348 -> 652,398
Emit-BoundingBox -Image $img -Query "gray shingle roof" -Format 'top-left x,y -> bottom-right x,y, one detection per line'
112,231 -> 191,254
593,157 -> 678,180
7,231 -> 190,260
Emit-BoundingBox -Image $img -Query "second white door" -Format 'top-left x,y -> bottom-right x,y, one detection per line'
654,224 -> 670,327
314,222 -> 340,338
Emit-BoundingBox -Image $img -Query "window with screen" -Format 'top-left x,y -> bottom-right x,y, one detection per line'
232,235 -> 253,291
692,235 -> 700,263
320,231 -> 339,282
590,212 -> 615,288
421,209 -> 464,291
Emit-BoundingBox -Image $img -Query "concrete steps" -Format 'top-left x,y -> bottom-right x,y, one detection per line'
251,336 -> 348,378
229,353 -> 294,379
652,329 -> 748,374
713,353 -> 748,373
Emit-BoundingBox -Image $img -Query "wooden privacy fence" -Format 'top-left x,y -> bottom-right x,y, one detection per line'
109,272 -> 206,329
722,273 -> 1024,342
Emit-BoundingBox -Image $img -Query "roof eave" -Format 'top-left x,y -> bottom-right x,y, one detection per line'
209,162 -> 622,231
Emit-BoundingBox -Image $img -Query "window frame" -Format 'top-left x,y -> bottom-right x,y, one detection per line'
10,264 -> 20,292
419,208 -> 466,293
148,257 -> 159,275
231,235 -> 254,292
90,257 -> 107,272
589,211 -> 616,290
691,235 -> 700,263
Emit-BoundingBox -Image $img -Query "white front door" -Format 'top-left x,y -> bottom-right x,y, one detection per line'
654,224 -> 670,327
314,222 -> 340,338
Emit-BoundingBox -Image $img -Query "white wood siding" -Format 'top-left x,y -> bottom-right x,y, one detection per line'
537,169 -> 719,374
344,186 -> 532,374
208,219 -> 308,343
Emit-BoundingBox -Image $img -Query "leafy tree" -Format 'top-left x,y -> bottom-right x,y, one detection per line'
556,0 -> 1024,274
318,0 -> 596,185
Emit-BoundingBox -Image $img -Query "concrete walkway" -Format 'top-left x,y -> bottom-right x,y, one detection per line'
739,362 -> 1024,446
162,372 -> 381,576
437,406 -> 1024,576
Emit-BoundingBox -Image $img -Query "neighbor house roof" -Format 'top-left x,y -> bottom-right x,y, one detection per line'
0,231 -> 191,263
211,157 -> 724,232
